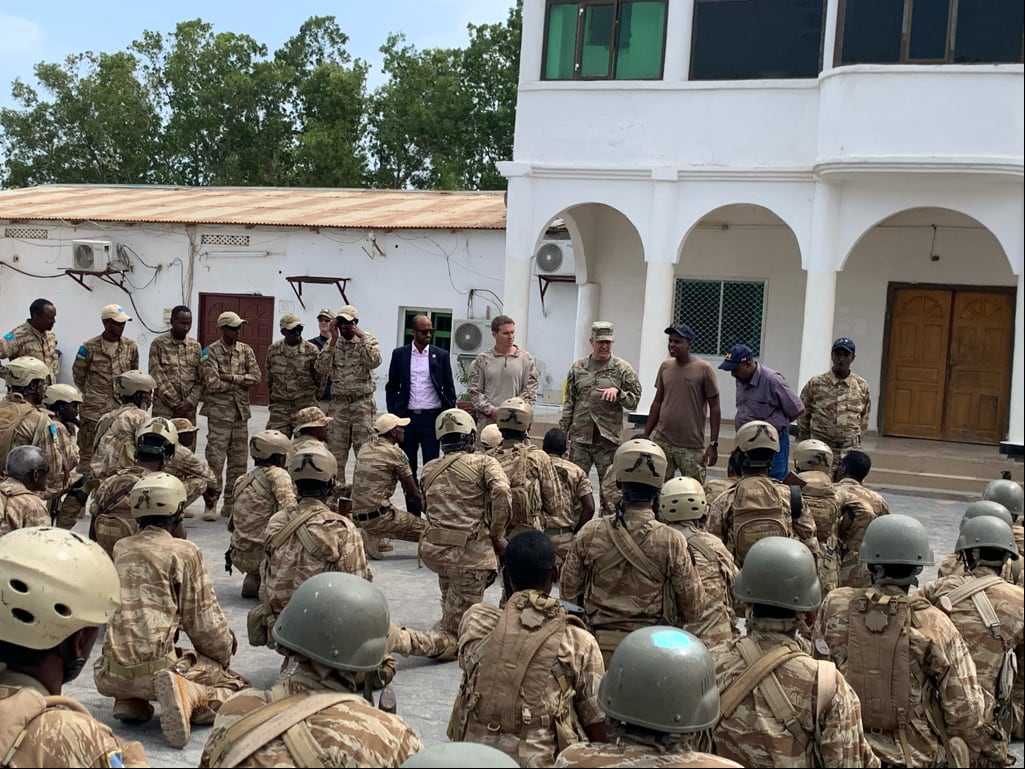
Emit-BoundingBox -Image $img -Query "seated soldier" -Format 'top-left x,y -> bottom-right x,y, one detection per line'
165,417 -> 219,519
291,405 -> 333,454
0,445 -> 51,535
89,370 -> 155,479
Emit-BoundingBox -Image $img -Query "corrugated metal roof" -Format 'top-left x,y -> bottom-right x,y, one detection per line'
0,185 -> 507,230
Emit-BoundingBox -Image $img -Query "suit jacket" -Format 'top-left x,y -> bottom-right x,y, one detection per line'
386,343 -> 456,416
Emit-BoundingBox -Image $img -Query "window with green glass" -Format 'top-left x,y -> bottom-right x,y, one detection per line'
672,279 -> 765,357
399,308 -> 452,352
543,1 -> 667,80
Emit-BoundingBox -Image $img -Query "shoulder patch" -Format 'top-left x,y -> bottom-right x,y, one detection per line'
106,750 -> 125,768
76,345 -> 89,359
201,347 -> 209,361
3,331 -> 14,341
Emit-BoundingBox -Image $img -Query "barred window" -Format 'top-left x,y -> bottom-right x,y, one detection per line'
673,278 -> 765,357
201,234 -> 250,247
4,227 -> 48,239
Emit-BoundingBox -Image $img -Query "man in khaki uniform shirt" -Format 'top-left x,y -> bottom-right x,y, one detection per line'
265,312 -> 320,437
0,298 -> 59,383
148,304 -> 203,424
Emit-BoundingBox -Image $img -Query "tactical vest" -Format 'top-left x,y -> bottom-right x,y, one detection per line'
0,399 -> 40,470
491,443 -> 544,534
799,471 -> 841,594
727,476 -> 793,564
0,687 -> 103,768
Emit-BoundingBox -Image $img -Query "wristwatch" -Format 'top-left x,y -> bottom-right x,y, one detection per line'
709,441 -> 719,448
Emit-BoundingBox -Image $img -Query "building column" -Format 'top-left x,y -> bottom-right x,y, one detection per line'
575,283 -> 600,361
502,174 -> 533,341
797,270 -> 838,390
1002,270 -> 1024,455
636,260 -> 675,413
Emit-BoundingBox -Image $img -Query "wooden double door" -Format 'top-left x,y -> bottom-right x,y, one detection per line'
883,286 -> 1014,444
198,293 -> 275,406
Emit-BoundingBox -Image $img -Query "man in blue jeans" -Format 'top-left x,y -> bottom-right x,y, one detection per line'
719,343 -> 804,481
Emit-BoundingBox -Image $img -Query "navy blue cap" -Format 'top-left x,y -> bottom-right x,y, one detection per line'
719,344 -> 754,371
832,337 -> 856,354
664,325 -> 695,341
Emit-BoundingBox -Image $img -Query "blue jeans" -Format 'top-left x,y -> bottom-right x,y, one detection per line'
769,428 -> 790,481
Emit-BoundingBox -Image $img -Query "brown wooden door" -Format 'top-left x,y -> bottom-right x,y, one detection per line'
884,287 -> 1013,443
198,293 -> 275,406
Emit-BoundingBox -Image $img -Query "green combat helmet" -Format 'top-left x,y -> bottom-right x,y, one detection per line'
599,626 -> 719,734
956,516 -> 1019,560
130,473 -> 187,520
3,356 -> 50,387
435,408 -> 475,439
792,439 -> 833,473
114,370 -> 156,396
272,572 -> 389,672
734,536 -> 821,611
0,526 -> 120,650
613,439 -> 667,489
250,429 -> 292,460
659,476 -> 707,522
859,514 -> 934,566
496,397 -> 533,432
983,479 -> 1024,518
400,742 -> 519,768
960,500 -> 1013,529
289,443 -> 338,483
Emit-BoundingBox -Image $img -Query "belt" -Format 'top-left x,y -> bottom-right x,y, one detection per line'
105,650 -> 177,679
333,393 -> 372,403
270,397 -> 313,408
823,438 -> 858,450
353,507 -> 389,523
545,526 -> 574,536
408,408 -> 442,415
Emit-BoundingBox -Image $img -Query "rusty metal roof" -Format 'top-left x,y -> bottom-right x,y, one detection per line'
0,185 -> 507,230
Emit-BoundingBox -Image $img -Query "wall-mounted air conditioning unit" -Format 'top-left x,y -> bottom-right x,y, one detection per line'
533,239 -> 575,277
452,319 -> 491,356
71,239 -> 112,271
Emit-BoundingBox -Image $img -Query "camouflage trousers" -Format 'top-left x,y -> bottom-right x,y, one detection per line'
93,513 -> 139,558
570,434 -> 619,504
435,567 -> 496,636
94,648 -> 249,711
266,398 -> 316,438
653,440 -> 706,484
55,493 -> 86,529
75,417 -> 99,472
229,544 -> 264,576
152,400 -> 197,426
205,417 -> 249,514
356,507 -> 426,543
180,474 -> 207,508
326,395 -> 376,483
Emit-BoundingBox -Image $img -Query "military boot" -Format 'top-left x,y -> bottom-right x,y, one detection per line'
112,697 -> 154,724
363,532 -> 383,561
154,669 -> 209,748
378,539 -> 394,553
241,572 -> 260,599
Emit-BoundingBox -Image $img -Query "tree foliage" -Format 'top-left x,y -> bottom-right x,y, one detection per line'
0,3 -> 521,190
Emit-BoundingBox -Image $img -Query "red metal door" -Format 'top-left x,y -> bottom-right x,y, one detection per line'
198,293 -> 275,406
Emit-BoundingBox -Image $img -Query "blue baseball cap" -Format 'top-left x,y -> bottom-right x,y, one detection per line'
664,325 -> 695,341
832,337 -> 856,354
719,344 -> 754,371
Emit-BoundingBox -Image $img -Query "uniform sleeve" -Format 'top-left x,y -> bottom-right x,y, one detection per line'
264,346 -> 276,398
129,343 -> 139,370
669,531 -> 706,623
315,340 -> 336,377
238,347 -> 261,387
201,348 -> 231,394
73,344 -> 90,389
483,456 -> 512,540
859,379 -> 871,435
930,615 -> 987,745
537,453 -> 568,527
560,529 -> 588,605
617,359 -> 642,411
178,548 -> 234,665
0,331 -> 17,360
148,339 -> 176,404
360,333 -> 382,369
521,353 -> 540,403
819,669 -> 883,768
568,628 -> 606,727
789,486 -> 821,557
319,517 -> 373,581
559,363 -> 578,433
812,592 -> 848,666
269,468 -> 298,515
468,354 -> 491,414
797,379 -> 813,439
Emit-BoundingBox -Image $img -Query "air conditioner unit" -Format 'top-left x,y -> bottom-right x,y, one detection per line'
452,319 -> 491,356
533,239 -> 575,277
71,239 -> 112,271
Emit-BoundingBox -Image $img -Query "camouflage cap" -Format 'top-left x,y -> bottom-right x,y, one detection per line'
295,406 -> 333,431
316,308 -> 335,321
217,311 -> 246,328
279,312 -> 303,330
336,305 -> 359,321
591,321 -> 614,341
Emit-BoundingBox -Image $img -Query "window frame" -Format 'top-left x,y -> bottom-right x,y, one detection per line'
672,277 -> 768,358
398,307 -> 453,353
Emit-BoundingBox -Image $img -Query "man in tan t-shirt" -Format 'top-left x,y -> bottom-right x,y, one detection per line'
644,325 -> 720,482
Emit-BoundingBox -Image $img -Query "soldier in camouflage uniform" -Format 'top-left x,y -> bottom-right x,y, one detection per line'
0,356 -> 63,495
165,417 -> 218,517
200,310 -> 261,519
420,408 -> 511,644
984,479 -> 1025,587
797,337 -> 871,474
90,417 -> 177,557
813,514 -> 986,767
833,449 -> 888,588
659,476 -> 738,646
937,501 -> 1023,587
543,427 -> 595,570
598,464 -> 622,517
291,405 -> 332,454
351,413 -> 426,559
560,321 -> 642,490
229,430 -> 297,598
72,304 -> 139,475
89,370 -> 154,479
404,742 -> 519,766
265,312 -> 320,437
200,573 -> 422,768
793,439 -> 842,595
561,439 -> 705,665
93,473 -> 249,748
0,526 -> 148,767
449,530 -> 607,766
44,384 -> 85,528
704,447 -> 743,507
0,298 -> 59,383
467,314 -> 539,433
919,516 -> 1023,768
711,537 -> 879,768
0,445 -> 51,535
257,443 -> 371,648
314,305 -> 381,484
148,304 -> 203,423
480,422 -> 503,449
556,627 -> 742,768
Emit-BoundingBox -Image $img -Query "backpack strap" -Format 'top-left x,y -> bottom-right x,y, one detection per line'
1,692 -> 92,767
943,573 -> 1004,607
268,507 -> 324,551
812,661 -> 838,766
720,638 -> 807,748
685,532 -> 718,567
421,453 -> 463,492
602,518 -> 662,582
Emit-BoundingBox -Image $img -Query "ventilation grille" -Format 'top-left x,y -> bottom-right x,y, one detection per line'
201,234 -> 250,247
4,227 -> 49,239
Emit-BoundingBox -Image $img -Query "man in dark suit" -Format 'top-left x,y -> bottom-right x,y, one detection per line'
385,314 -> 456,489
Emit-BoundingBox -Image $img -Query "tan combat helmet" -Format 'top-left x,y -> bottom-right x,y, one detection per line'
496,397 -> 533,433
43,383 -> 83,407
3,356 -> 50,387
480,423 -> 503,449
659,476 -> 707,522
130,472 -> 187,519
137,416 -> 179,446
435,407 -> 475,439
250,429 -> 292,460
289,442 -> 338,483
793,439 -> 833,473
734,420 -> 780,454
115,370 -> 156,397
613,438 -> 668,489
0,527 -> 120,650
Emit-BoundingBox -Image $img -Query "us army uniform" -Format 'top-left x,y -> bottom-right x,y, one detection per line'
148,330 -> 202,423
548,454 -> 593,568
314,327 -> 381,481
229,465 -> 297,577
668,520 -> 739,646
556,743 -> 743,768
449,590 -> 606,767
0,322 -> 59,382
165,442 -> 219,509
90,403 -> 150,479
560,353 -> 642,484
420,450 -> 511,638
835,479 -> 888,588
265,336 -> 320,437
72,335 -> 138,472
350,436 -> 426,543
0,670 -> 148,768
711,616 -> 880,768
93,527 -> 249,717
797,371 -> 871,473
200,338 -> 261,517
813,585 -> 986,767
488,439 -> 567,539
90,465 -> 149,557
0,476 -> 50,535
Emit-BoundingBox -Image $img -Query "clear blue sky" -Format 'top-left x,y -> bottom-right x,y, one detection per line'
0,0 -> 513,110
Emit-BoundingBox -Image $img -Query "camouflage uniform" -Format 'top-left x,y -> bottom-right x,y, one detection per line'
556,741 -> 742,767
0,322 -> 59,382
315,333 -> 381,481
200,339 -> 261,515
797,469 -> 841,595
711,617 -> 880,768
598,466 -> 621,517
50,419 -> 82,526
164,444 -> 219,507
835,479 -> 888,588
937,551 -> 1024,587
667,521 -> 738,646
560,505 -> 705,665
1,392 -> 64,496
813,585 -> 986,767
93,527 -> 249,712
291,433 -> 324,455
560,355 -> 641,484
449,590 -> 606,767
548,454 -> 593,568
0,477 -> 49,535
420,450 -> 511,637
265,338 -> 320,437
89,404 -> 149,479
351,436 -> 425,543
148,331 -> 202,423
487,440 -> 567,539
72,335 -> 138,471
0,671 -> 148,767
258,497 -> 372,644
468,347 -> 540,431
704,477 -> 737,505
797,372 -> 871,473
90,465 -> 149,557
229,465 -> 297,576
919,568 -> 1024,767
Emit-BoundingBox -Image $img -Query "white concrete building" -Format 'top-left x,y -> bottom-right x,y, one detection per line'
501,0 -> 1024,456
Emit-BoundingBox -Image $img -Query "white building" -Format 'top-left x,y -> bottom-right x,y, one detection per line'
500,0 -> 1024,456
